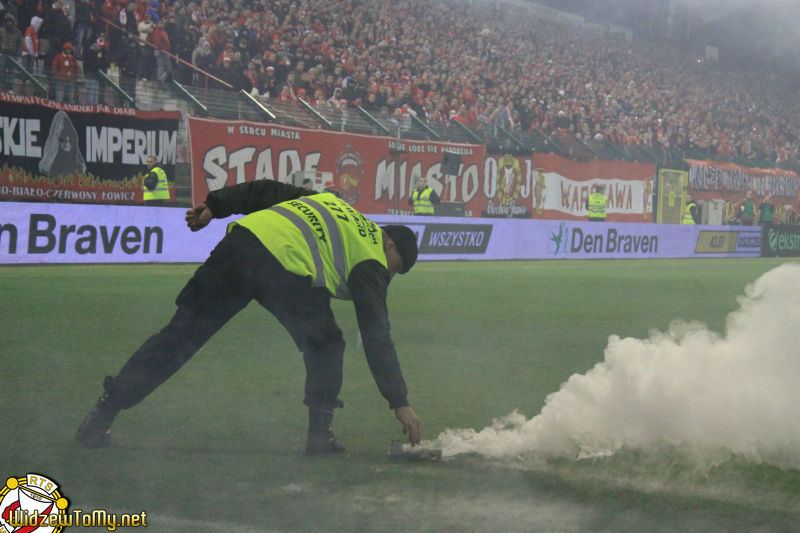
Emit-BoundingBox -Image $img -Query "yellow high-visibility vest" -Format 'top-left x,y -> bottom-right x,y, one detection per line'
143,166 -> 170,201
411,188 -> 435,215
587,193 -> 607,219
232,193 -> 387,299
682,202 -> 697,224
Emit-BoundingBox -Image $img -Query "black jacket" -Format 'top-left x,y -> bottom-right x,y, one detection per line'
113,39 -> 139,77
75,1 -> 92,25
42,5 -> 71,43
84,42 -> 110,74
205,180 -> 409,409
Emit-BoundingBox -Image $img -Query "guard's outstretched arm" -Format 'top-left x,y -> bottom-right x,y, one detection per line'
186,180 -> 314,231
205,180 -> 313,218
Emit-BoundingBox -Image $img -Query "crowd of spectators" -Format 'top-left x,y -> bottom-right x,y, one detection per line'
1,0 -> 798,166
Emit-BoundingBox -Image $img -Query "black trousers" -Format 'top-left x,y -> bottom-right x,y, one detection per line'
107,226 -> 346,412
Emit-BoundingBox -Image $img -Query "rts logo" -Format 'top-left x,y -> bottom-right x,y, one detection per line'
0,474 -> 69,533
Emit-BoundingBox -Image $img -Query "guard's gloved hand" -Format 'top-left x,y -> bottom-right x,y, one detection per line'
144,171 -> 158,191
185,202 -> 213,232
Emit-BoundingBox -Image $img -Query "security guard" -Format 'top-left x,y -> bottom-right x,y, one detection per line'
143,155 -> 170,204
682,193 -> 699,224
739,190 -> 755,225
409,174 -> 440,215
758,194 -> 775,228
586,185 -> 607,222
76,180 -> 423,454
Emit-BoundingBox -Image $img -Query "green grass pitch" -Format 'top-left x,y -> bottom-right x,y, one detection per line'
1,258 -> 798,532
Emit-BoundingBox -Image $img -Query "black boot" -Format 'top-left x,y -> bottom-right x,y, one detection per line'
305,406 -> 346,455
305,425 -> 347,455
75,378 -> 120,448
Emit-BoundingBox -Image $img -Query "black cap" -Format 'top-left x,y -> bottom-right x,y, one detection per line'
381,225 -> 418,274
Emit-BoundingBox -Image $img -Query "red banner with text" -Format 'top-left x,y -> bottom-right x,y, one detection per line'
686,159 -> 800,225
188,117 -> 656,221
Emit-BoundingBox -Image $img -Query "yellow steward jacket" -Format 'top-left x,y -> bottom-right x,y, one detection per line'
411,187 -> 435,215
232,193 -> 387,299
143,166 -> 170,201
587,193 -> 607,219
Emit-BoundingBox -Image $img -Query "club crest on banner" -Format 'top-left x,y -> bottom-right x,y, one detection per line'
496,154 -> 521,206
335,143 -> 363,204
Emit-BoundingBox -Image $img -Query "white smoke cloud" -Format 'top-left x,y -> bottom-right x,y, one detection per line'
430,263 -> 800,470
